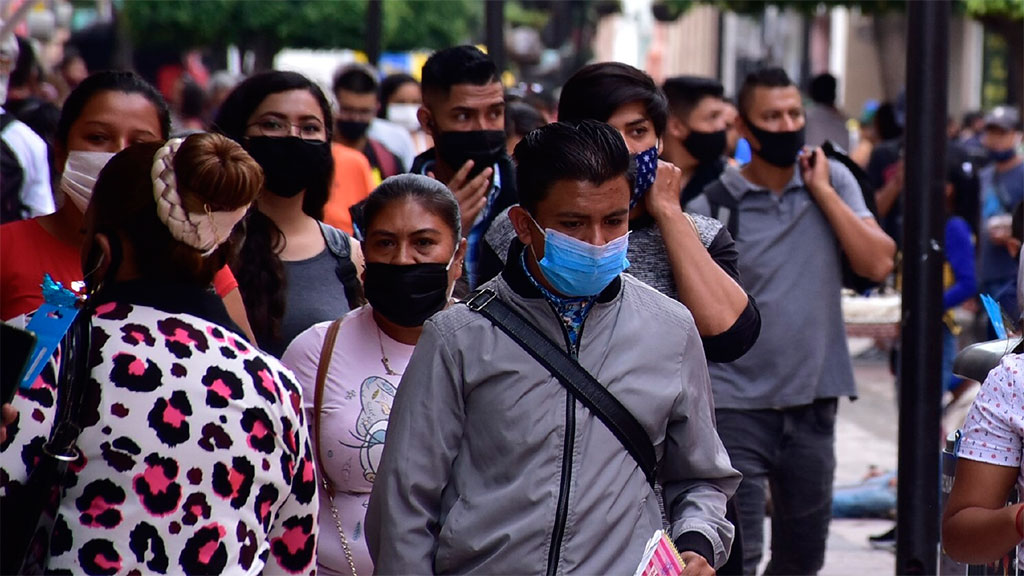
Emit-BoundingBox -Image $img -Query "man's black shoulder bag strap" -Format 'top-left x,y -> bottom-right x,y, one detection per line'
465,288 -> 657,486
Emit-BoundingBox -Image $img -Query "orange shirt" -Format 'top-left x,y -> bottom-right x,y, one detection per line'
1,218 -> 238,320
324,142 -> 374,235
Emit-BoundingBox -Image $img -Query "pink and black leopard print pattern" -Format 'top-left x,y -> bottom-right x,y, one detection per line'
1,302 -> 318,575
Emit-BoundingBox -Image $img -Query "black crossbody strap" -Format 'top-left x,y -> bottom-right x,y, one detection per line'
465,289 -> 657,485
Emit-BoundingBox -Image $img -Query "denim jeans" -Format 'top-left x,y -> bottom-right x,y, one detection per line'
716,399 -> 838,576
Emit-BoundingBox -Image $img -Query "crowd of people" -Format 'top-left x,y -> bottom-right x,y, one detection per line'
0,29 -> 1021,576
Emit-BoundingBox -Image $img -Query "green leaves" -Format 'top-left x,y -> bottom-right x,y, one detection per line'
122,0 -> 481,52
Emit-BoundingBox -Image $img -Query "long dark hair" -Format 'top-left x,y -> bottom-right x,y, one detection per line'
212,70 -> 335,343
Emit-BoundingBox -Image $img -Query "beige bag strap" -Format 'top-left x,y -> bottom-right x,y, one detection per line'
313,317 -> 344,495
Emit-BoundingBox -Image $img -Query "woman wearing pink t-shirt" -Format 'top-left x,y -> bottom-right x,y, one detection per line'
943,342 -> 1024,565
282,174 -> 464,576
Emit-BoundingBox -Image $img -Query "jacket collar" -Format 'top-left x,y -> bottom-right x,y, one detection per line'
500,239 -> 621,304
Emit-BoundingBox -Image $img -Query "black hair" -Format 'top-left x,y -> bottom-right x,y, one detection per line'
421,45 -> 498,104
213,70 -> 335,343
378,73 -> 418,118
737,67 -> 794,118
506,100 -> 545,139
661,75 -> 725,122
962,110 -> 984,127
180,77 -> 205,120
57,70 -> 172,147
809,73 -> 837,106
333,63 -> 379,97
514,120 -> 635,214
945,151 -> 981,236
212,70 -> 334,220
363,174 -> 462,245
874,102 -> 903,141
558,62 -> 669,137
10,36 -> 39,88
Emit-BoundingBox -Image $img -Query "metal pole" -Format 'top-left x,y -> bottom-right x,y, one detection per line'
485,0 -> 505,73
366,0 -> 382,67
896,1 -> 949,574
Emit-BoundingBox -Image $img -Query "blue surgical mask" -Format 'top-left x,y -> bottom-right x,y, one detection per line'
530,219 -> 630,297
631,145 -> 659,208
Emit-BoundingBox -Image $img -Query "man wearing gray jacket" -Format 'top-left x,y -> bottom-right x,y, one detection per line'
366,121 -> 740,575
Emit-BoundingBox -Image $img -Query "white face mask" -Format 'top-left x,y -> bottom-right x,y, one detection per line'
386,103 -> 422,132
60,151 -> 116,213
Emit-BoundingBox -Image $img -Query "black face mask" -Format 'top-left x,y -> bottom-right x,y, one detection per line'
244,136 -> 332,198
745,121 -> 806,168
335,119 -> 370,142
434,129 -> 506,179
363,261 -> 450,327
682,128 -> 727,164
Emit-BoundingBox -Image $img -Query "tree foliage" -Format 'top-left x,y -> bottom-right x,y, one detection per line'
656,0 -> 1023,19
121,0 -> 481,54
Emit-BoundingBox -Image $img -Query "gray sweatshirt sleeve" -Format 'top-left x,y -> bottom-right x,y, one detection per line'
365,319 -> 465,575
660,321 -> 743,568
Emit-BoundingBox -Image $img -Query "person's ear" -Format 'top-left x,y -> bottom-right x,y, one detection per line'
735,114 -> 758,150
448,237 -> 468,284
667,115 -> 688,141
417,107 -> 434,136
508,205 -> 537,248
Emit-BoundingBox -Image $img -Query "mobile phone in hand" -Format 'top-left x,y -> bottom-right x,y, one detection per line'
2,323 -> 37,404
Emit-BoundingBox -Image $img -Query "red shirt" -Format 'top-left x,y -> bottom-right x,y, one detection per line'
1,218 -> 238,320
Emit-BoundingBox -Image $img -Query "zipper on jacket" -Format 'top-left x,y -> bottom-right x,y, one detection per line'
545,304 -> 587,576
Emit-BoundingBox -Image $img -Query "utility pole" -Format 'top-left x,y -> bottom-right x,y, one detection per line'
896,1 -> 949,574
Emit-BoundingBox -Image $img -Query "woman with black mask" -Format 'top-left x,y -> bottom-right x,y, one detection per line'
281,173 -> 464,576
214,71 -> 364,357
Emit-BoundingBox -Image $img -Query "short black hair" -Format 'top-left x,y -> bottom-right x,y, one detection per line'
874,102 -> 903,141
333,63 -> 379,97
378,73 -> 418,118
809,73 -> 837,106
506,100 -> 545,138
558,62 -> 669,137
737,67 -> 794,118
661,75 -> 724,121
421,45 -> 498,103
514,120 -> 635,214
57,70 -> 171,147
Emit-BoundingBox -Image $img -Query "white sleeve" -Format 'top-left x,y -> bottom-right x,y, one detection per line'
2,122 -> 54,218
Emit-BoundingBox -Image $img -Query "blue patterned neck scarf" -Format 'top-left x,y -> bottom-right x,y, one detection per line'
520,249 -> 596,356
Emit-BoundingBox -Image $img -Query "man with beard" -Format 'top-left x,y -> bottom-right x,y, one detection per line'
410,45 -> 516,291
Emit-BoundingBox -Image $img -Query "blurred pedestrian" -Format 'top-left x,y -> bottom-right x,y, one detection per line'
978,106 -> 1023,326
379,72 -> 430,160
804,73 -> 850,150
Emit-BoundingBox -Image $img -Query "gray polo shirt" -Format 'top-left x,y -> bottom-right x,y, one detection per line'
687,160 -> 872,410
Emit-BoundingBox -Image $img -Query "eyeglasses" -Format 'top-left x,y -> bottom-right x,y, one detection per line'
247,117 -> 327,141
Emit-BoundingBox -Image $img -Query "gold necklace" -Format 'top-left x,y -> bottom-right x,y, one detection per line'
376,324 -> 402,376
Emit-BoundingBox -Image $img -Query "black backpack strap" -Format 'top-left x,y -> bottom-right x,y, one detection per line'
465,288 -> 658,486
319,222 -> 364,309
703,179 -> 740,239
